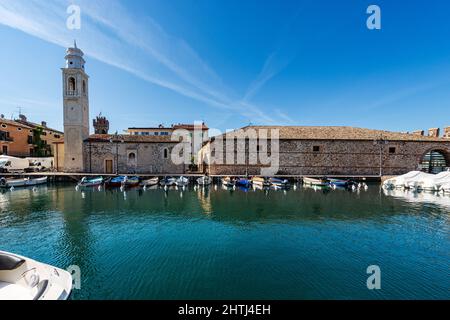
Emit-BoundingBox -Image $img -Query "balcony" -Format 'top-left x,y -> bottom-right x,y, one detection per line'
65,90 -> 79,97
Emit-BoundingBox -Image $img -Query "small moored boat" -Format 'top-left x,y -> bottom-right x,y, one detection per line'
141,177 -> 159,187
197,176 -> 212,186
0,177 -> 48,189
269,178 -> 290,189
176,176 -> 189,187
105,176 -> 126,188
160,177 -> 176,187
0,251 -> 72,300
222,177 -> 235,188
236,178 -> 251,188
303,177 -> 329,187
328,179 -> 349,188
251,177 -> 267,187
122,176 -> 140,188
77,176 -> 103,188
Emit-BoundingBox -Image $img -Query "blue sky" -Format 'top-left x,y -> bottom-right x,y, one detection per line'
0,0 -> 449,134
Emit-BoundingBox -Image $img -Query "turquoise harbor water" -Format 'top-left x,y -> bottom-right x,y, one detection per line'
0,183 -> 449,300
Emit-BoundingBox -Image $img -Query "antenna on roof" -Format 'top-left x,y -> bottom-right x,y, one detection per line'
74,39 -> 77,49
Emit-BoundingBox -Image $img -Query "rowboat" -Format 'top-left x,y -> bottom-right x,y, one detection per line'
197,176 -> 212,186
122,176 -> 140,188
222,177 -> 235,188
269,178 -> 290,189
302,177 -> 329,187
105,176 -> 126,188
0,250 -> 72,300
328,179 -> 349,188
251,177 -> 267,187
0,177 -> 48,189
141,177 -> 159,187
236,178 -> 251,188
77,176 -> 103,188
160,177 -> 176,187
176,176 -> 189,187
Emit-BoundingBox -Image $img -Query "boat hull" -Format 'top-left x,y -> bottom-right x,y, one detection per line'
0,251 -> 72,300
197,177 -> 212,186
78,177 -> 103,188
303,177 -> 329,187
141,178 -> 159,187
0,177 -> 48,188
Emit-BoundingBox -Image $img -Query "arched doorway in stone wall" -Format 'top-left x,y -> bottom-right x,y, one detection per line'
419,149 -> 449,173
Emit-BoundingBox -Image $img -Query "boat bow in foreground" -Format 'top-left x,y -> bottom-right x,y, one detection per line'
0,251 -> 72,300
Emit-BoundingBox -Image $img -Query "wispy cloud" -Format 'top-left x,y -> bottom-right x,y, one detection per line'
0,0 -> 292,125
239,7 -> 305,126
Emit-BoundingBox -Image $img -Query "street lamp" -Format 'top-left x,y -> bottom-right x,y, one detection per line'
373,135 -> 389,177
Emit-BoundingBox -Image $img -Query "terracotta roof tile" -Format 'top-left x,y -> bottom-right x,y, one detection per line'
85,134 -> 182,143
0,119 -> 33,129
212,126 -> 450,142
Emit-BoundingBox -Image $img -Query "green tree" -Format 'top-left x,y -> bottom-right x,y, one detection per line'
32,127 -> 51,157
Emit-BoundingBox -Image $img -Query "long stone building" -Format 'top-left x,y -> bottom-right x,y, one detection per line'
199,126 -> 450,176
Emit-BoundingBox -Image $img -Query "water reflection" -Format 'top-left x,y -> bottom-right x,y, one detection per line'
383,188 -> 450,210
0,183 -> 449,300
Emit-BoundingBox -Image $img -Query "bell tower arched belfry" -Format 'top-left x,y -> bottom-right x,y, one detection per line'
62,41 -> 89,172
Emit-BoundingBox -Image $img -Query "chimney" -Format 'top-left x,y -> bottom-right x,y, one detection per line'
428,128 -> 440,138
412,130 -> 424,136
41,121 -> 47,127
444,126 -> 450,138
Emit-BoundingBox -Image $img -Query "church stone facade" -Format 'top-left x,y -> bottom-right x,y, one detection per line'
83,135 -> 186,174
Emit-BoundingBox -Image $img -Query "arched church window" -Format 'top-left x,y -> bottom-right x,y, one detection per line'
83,80 -> 86,95
163,148 -> 169,159
68,77 -> 76,92
128,153 -> 136,161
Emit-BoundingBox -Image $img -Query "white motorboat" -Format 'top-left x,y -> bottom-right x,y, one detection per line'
303,177 -> 328,187
441,182 -> 450,193
383,171 -> 422,189
251,177 -> 267,187
0,177 -> 48,189
160,177 -> 176,187
0,251 -> 72,300
222,177 -> 235,188
141,177 -> 159,187
404,172 -> 435,190
413,172 -> 450,191
176,176 -> 189,186
197,176 -> 212,186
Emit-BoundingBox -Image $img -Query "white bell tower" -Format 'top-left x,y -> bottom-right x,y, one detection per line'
62,41 -> 90,172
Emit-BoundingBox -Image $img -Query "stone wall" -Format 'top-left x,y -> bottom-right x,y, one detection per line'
202,139 -> 450,176
83,141 -> 186,174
